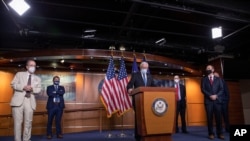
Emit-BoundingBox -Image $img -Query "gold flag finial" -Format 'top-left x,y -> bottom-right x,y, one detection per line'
109,46 -> 115,56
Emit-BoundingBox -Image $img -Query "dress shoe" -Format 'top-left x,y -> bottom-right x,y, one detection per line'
47,135 -> 52,139
208,134 -> 215,140
182,130 -> 189,134
57,134 -> 63,139
175,128 -> 179,133
218,134 -> 225,140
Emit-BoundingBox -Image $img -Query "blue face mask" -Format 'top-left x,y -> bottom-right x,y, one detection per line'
54,81 -> 60,85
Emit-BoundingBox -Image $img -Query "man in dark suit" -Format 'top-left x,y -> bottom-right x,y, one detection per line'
214,72 -> 230,132
46,76 -> 65,139
127,61 -> 156,140
172,75 -> 188,133
201,65 -> 224,140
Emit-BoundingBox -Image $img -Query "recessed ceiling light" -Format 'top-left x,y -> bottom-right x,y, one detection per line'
8,0 -> 30,16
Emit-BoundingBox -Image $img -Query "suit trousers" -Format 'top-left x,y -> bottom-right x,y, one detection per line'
222,102 -> 230,131
175,101 -> 187,132
12,97 -> 34,141
205,101 -> 222,136
47,105 -> 63,136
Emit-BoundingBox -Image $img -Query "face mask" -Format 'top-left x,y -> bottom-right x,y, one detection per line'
206,70 -> 212,75
141,69 -> 147,74
54,81 -> 60,85
28,67 -> 36,73
174,79 -> 179,83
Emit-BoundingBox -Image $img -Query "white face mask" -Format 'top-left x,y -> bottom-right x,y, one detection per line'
174,79 -> 179,83
141,69 -> 147,74
28,66 -> 36,73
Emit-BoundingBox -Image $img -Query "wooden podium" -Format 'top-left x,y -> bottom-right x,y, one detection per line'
130,87 -> 176,141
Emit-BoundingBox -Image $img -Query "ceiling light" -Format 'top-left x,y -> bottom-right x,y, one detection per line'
84,29 -> 96,33
8,0 -> 30,16
119,46 -> 125,51
83,35 -> 95,38
109,46 -> 115,50
211,26 -> 222,39
155,38 -> 166,46
82,29 -> 96,38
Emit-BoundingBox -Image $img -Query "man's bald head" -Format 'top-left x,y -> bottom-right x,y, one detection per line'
140,61 -> 149,69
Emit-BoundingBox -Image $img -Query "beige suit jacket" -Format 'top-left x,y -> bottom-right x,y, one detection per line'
10,71 -> 42,110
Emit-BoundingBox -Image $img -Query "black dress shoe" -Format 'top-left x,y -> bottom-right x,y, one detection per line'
47,135 -> 52,139
182,130 -> 189,133
218,134 -> 225,140
57,134 -> 63,139
209,134 -> 215,140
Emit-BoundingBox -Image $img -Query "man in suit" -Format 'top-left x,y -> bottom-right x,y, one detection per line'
172,75 -> 188,133
201,65 -> 224,140
46,76 -> 65,139
214,72 -> 230,132
127,61 -> 156,140
10,59 -> 42,141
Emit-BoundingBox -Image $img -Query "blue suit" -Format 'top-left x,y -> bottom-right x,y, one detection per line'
201,76 -> 224,136
46,85 -> 65,136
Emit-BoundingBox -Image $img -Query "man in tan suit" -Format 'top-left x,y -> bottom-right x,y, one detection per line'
10,60 -> 42,141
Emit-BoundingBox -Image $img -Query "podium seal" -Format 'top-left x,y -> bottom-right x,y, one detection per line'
152,98 -> 168,116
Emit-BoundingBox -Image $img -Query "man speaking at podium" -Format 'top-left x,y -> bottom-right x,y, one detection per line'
127,61 -> 156,140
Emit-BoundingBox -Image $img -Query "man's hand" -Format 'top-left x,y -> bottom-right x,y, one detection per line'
128,88 -> 133,94
210,94 -> 217,100
23,85 -> 33,92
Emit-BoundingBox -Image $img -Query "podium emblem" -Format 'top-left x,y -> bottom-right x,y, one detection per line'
152,98 -> 168,116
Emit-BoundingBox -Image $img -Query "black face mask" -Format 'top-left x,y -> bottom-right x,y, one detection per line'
206,70 -> 212,75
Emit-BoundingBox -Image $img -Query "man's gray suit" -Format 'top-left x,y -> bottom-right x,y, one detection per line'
10,71 -> 42,141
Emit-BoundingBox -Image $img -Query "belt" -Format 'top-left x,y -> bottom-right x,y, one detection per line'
25,93 -> 31,98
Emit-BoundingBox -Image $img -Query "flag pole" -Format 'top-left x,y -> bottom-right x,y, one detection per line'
106,117 -> 115,138
118,115 -> 127,137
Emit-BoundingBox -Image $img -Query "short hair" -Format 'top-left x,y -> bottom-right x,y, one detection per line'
206,64 -> 214,69
174,75 -> 180,79
53,76 -> 60,81
26,59 -> 36,66
140,61 -> 148,67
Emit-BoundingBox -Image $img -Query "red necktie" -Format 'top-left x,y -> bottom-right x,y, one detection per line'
209,76 -> 213,85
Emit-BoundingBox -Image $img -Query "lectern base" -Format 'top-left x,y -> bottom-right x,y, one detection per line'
138,134 -> 172,141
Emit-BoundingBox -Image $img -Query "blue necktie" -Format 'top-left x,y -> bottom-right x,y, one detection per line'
143,73 -> 147,86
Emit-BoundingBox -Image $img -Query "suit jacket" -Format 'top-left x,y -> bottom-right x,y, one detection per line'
221,79 -> 230,103
171,83 -> 186,104
127,72 -> 156,90
10,71 -> 42,110
201,76 -> 224,104
46,85 -> 65,109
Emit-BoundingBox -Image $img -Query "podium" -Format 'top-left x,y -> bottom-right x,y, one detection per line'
130,87 -> 176,141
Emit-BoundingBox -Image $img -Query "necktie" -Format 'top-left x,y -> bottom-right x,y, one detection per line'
143,73 -> 147,86
176,84 -> 180,100
25,75 -> 31,98
55,85 -> 58,91
209,76 -> 213,85
54,85 -> 60,104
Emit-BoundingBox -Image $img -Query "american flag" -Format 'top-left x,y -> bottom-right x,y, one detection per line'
100,57 -> 120,118
132,55 -> 139,73
117,57 -> 132,116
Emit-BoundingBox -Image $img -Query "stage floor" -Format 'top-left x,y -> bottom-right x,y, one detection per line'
0,126 -> 230,141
